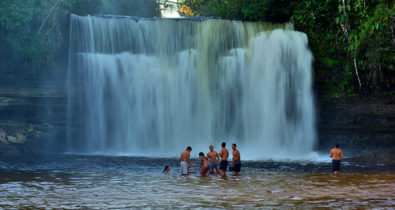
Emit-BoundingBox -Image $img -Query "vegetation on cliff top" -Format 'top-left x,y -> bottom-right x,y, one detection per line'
0,0 -> 160,86
177,0 -> 394,97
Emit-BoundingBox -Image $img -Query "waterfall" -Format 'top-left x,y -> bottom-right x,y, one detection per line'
67,15 -> 315,159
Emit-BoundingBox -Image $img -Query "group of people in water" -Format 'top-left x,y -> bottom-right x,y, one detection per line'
163,143 -> 343,176
179,142 -> 241,176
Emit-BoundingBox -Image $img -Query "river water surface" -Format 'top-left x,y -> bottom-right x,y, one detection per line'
0,155 -> 394,208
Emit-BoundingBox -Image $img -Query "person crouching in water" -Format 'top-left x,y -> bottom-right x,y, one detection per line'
199,152 -> 209,176
330,143 -> 343,175
218,142 -> 229,177
163,165 -> 170,174
180,146 -> 193,175
230,143 -> 241,176
207,145 -> 220,174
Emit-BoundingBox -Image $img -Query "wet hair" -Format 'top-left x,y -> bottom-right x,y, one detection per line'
163,165 -> 169,172
335,144 -> 340,148
222,142 -> 226,147
187,146 -> 192,151
209,145 -> 213,148
232,143 -> 236,148
199,152 -> 204,157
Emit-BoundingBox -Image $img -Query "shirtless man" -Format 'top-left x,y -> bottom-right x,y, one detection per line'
231,143 -> 241,176
218,142 -> 229,177
180,146 -> 192,175
199,152 -> 209,176
207,145 -> 220,174
330,143 -> 343,175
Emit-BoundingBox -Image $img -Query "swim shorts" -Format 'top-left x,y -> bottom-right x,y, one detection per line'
208,162 -> 218,171
233,161 -> 241,172
181,161 -> 188,175
332,160 -> 340,172
219,160 -> 228,171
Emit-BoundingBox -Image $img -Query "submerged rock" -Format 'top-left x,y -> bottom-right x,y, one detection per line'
27,124 -> 34,133
0,130 -> 8,144
7,135 -> 18,143
16,133 -> 27,143
6,134 -> 26,144
0,97 -> 15,106
345,150 -> 395,165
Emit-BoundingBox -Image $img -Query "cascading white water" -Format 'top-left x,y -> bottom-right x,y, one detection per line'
67,14 -> 316,159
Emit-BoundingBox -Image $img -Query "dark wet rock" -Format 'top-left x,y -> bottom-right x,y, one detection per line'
0,97 -> 17,106
316,96 -> 395,155
16,133 -> 27,143
6,135 -> 18,143
0,88 -> 66,156
0,130 -> 8,144
345,150 -> 395,165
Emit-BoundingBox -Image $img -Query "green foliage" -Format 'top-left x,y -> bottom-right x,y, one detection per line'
0,0 -> 160,86
66,0 -> 160,17
295,0 -> 394,95
355,1 -> 394,90
180,0 -> 293,22
291,1 -> 340,66
0,0 -> 52,84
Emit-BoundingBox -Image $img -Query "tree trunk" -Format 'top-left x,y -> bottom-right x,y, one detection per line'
353,58 -> 362,88
340,0 -> 362,89
37,0 -> 62,34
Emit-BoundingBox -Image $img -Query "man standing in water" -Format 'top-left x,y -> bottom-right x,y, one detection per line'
218,142 -> 229,177
330,143 -> 343,175
207,145 -> 219,174
180,146 -> 192,175
199,152 -> 209,176
231,143 -> 241,176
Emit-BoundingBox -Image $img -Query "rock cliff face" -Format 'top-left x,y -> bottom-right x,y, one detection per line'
0,89 -> 67,156
316,96 -> 394,155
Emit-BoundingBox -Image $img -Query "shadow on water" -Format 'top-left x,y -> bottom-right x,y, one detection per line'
0,154 -> 394,208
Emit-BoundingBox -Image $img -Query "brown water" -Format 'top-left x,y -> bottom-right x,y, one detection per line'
0,155 -> 394,208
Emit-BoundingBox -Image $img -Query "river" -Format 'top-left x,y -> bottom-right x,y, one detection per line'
1,155 -> 394,208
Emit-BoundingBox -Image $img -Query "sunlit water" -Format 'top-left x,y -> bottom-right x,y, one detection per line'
1,155 -> 394,208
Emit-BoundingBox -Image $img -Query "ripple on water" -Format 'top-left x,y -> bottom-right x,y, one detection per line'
0,155 -> 394,208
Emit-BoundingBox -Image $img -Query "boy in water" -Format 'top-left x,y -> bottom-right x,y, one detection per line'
163,165 -> 170,174
218,142 -> 229,177
207,145 -> 220,174
330,143 -> 343,175
231,143 -> 241,176
180,146 -> 193,175
199,152 -> 209,176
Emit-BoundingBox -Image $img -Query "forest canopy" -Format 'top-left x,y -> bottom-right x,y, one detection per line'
0,0 -> 160,86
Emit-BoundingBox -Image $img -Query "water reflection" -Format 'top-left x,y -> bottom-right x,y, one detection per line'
0,155 -> 394,208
